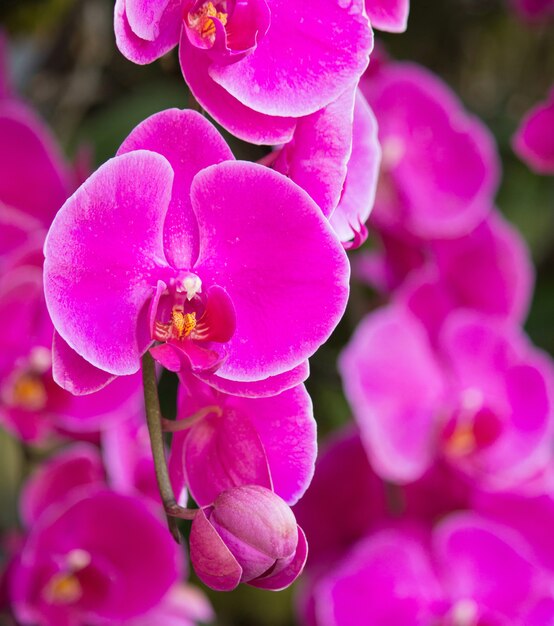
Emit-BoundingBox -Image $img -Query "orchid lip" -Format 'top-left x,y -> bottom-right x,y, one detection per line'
3,371 -> 48,411
152,273 -> 210,343
187,0 -> 229,45
442,403 -> 504,458
42,572 -> 83,605
148,273 -> 237,375
2,349 -> 53,412
42,549 -> 92,606
183,0 -> 270,61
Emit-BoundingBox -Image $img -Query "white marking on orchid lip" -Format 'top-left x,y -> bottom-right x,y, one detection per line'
29,346 -> 52,373
177,274 -> 203,300
381,136 -> 405,169
461,387 -> 484,412
449,598 -> 478,625
66,549 -> 91,571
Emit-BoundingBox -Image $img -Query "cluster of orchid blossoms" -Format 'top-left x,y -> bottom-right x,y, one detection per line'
0,0 -> 553,624
1,0 -> 383,622
292,34 -> 554,626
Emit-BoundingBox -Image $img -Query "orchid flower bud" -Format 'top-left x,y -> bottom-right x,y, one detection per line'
190,485 -> 307,591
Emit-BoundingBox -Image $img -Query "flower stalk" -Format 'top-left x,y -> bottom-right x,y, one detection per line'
141,352 -> 197,542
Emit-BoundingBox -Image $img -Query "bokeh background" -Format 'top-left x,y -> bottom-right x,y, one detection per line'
0,0 -> 553,623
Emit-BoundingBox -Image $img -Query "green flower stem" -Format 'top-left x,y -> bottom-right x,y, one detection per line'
141,352 -> 197,542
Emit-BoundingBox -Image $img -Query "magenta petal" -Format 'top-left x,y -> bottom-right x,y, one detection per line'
439,312 -> 540,400
293,427 -> 388,567
434,513 -> 539,618
181,340 -> 226,372
224,0 -> 271,55
438,311 -> 554,487
0,205 -> 44,271
438,311 -> 524,404
314,530 -> 443,626
355,229 -> 426,293
149,342 -> 184,372
473,492 -> 554,573
397,266 -> 457,345
193,161 -> 350,382
226,385 -> 316,505
128,584 -> 214,626
57,370 -> 143,434
114,0 -> 182,64
196,285 -> 236,342
513,88 -> 554,174
19,444 -> 105,527
330,90 -> 381,243
52,332 -> 118,395
44,151 -> 174,376
249,525 -> 308,590
273,85 -> 357,218
363,62 -> 500,238
20,491 -> 181,620
118,108 -> 234,267
365,0 -> 410,32
102,410 -> 161,504
431,211 -> 535,325
182,406 -> 272,506
339,305 -> 445,482
0,101 -> 71,225
189,509 -> 243,591
125,0 -> 175,40
148,280 -> 168,339
208,0 -> 372,117
179,34 -> 296,145
526,599 -> 554,626
501,362 -> 552,476
196,360 -> 309,398
0,265 -> 50,372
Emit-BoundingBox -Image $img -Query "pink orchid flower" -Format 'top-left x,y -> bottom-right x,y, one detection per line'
114,0 -> 372,144
513,87 -> 554,174
13,444 -> 212,626
355,210 -> 533,340
340,305 -> 554,490
0,260 -> 141,443
361,61 -> 500,239
43,108 -> 350,396
12,481 -> 182,626
309,515 -> 547,626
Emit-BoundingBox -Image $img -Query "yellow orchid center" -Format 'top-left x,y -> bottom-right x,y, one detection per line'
444,422 -> 475,457
188,2 -> 228,40
12,373 -> 47,411
172,309 -> 197,339
43,573 -> 82,605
